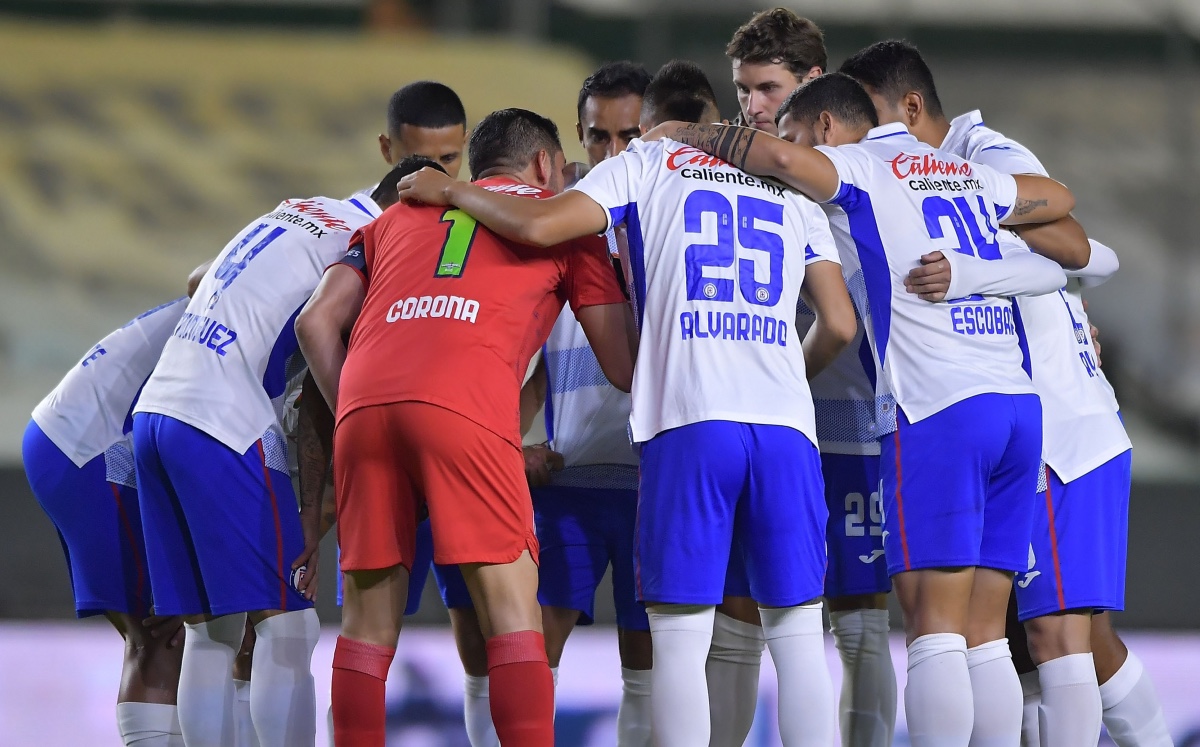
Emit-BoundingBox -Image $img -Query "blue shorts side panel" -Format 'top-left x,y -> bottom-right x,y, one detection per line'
22,421 -> 150,618
533,486 -> 647,631
880,393 -> 1041,576
134,413 -> 312,616
822,453 -> 891,598
1015,450 -> 1131,621
336,520 -> 435,614
637,421 -> 827,607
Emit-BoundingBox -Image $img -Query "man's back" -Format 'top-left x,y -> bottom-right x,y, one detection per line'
136,195 -> 378,453
818,123 -> 1035,425
572,137 -> 836,445
339,176 -> 623,447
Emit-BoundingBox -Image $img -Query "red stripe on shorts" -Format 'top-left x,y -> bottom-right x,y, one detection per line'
257,440 -> 288,611
892,430 -> 912,572
1043,466 -> 1067,610
109,482 -> 147,615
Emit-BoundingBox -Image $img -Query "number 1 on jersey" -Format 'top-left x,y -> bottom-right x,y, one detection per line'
435,208 -> 479,278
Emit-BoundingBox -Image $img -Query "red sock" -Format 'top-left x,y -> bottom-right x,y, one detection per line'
487,630 -> 555,746
332,635 -> 396,747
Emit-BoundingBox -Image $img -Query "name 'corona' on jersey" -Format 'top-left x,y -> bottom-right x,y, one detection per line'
385,295 -> 480,324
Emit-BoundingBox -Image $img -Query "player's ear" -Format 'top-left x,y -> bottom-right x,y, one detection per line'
819,111 -> 834,144
533,149 -> 553,189
576,121 -> 585,145
378,134 -> 393,165
902,91 -> 923,127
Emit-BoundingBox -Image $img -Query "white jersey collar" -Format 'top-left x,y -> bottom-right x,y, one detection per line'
345,194 -> 383,220
940,110 -> 985,156
864,122 -> 915,143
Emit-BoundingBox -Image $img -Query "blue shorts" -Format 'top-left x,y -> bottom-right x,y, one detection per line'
133,413 -> 312,616
336,520 -> 472,613
1015,450 -> 1131,621
22,421 -> 150,618
822,453 -> 891,598
880,393 -> 1042,577
533,485 -> 648,631
637,421 -> 827,608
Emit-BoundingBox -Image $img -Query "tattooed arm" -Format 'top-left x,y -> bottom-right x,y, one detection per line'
641,121 -> 842,202
292,372 -> 334,601
1000,175 -> 1076,226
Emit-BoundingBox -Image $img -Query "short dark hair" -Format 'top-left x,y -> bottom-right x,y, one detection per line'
726,8 -> 827,77
838,40 -> 944,118
468,108 -> 562,180
386,81 -> 467,136
641,60 -> 720,126
577,61 -> 652,120
370,156 -> 446,207
776,73 -> 879,130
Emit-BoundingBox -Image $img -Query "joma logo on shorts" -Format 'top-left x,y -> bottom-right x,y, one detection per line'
386,295 -> 480,324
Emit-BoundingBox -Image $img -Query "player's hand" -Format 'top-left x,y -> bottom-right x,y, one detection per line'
905,251 -> 952,302
396,167 -> 455,207
143,614 -> 186,648
523,444 -> 565,488
1084,299 -> 1102,367
291,542 -> 320,602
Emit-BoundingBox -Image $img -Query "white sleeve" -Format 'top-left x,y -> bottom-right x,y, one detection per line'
968,137 -> 1048,178
1067,239 -> 1119,287
798,198 -> 841,266
813,144 -> 871,206
971,161 -> 1020,222
569,139 -> 653,232
943,236 -> 1066,299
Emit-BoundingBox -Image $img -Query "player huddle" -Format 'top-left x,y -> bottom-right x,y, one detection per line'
21,8 -> 1175,747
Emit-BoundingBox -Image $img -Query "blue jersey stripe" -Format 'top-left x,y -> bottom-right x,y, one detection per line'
541,343 -> 555,443
830,184 -> 893,367
610,203 -> 647,330
262,303 -> 305,399
348,198 -> 375,218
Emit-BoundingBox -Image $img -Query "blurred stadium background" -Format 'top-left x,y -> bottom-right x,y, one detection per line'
0,0 -> 1198,744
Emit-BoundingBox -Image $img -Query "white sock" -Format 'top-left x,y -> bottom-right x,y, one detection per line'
967,639 -> 1022,747
706,611 -> 765,747
760,604 -> 835,747
905,633 -> 973,747
179,613 -> 246,747
1019,671 -> 1041,747
830,608 -> 898,747
552,666 -> 560,694
1099,652 -> 1173,747
233,679 -> 259,747
116,702 -> 184,746
249,609 -> 319,747
1037,653 -> 1101,747
617,667 -> 652,747
464,674 -> 499,747
646,604 -> 716,747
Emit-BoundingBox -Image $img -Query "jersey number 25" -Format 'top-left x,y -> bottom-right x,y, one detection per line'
684,190 -> 785,308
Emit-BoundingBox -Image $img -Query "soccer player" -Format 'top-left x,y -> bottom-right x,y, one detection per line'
131,171 -> 402,747
642,73 -> 1080,747
297,118 -> 634,746
377,80 -> 468,174
517,60 -> 654,747
719,12 -> 899,747
23,297 -> 189,747
727,8 -> 825,134
837,39 -> 1172,747
397,62 -> 859,747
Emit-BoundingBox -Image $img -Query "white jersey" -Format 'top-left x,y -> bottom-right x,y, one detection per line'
796,264 -> 892,456
543,234 -> 639,489
817,123 -> 1040,428
135,194 -> 381,453
32,298 -> 188,467
572,138 -> 839,445
943,110 -> 1130,482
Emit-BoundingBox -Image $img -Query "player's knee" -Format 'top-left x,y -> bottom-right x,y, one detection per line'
617,628 -> 653,670
1023,611 -> 1093,664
